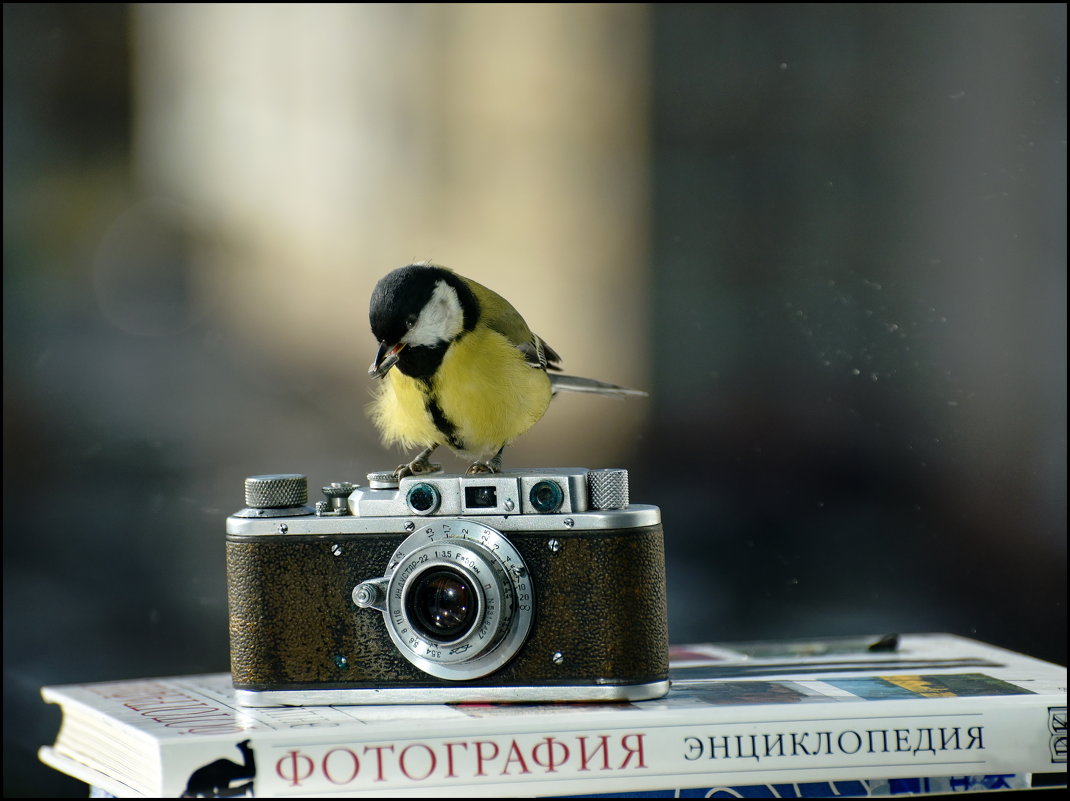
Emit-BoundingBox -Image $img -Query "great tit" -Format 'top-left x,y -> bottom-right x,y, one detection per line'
368,263 -> 645,477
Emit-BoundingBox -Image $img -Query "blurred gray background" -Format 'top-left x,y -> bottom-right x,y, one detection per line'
4,4 -> 1065,797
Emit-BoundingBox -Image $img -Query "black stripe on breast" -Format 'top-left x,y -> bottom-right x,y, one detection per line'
426,396 -> 465,451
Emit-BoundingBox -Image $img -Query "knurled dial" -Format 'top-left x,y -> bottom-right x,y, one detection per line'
586,468 -> 630,510
243,474 -> 308,509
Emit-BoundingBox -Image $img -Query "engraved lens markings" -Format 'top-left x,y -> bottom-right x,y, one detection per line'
377,519 -> 535,681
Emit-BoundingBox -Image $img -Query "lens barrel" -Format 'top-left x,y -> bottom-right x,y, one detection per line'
372,520 -> 534,681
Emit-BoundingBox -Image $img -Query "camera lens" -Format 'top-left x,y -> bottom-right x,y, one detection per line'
377,520 -> 534,680
406,569 -> 479,642
529,480 -> 564,514
406,483 -> 440,515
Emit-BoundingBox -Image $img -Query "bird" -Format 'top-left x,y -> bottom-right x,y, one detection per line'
367,262 -> 645,478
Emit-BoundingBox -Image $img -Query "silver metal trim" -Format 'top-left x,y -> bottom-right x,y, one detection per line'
234,679 -> 671,707
227,504 -> 660,535
231,505 -> 314,519
349,469 -> 593,519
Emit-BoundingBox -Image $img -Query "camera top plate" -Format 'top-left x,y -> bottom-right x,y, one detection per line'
227,467 -> 660,535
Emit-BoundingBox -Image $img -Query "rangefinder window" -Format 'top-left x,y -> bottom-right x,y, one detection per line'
529,480 -> 564,514
406,482 -> 440,515
464,485 -> 497,509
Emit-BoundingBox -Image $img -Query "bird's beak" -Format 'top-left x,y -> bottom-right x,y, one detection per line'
369,341 -> 404,378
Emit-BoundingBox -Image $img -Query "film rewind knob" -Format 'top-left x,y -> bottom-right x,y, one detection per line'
244,474 -> 308,508
233,474 -> 314,518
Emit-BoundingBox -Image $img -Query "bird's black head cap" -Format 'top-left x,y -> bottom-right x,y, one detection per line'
369,264 -> 479,347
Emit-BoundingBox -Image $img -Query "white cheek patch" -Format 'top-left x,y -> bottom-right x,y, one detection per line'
404,280 -> 463,347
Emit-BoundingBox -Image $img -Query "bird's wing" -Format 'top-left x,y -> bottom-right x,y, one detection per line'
517,334 -> 562,371
458,274 -> 643,393
462,276 -> 562,370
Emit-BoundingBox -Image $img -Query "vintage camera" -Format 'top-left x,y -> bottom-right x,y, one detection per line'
226,467 -> 668,706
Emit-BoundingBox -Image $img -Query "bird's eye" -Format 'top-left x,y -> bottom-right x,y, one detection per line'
405,314 -> 418,329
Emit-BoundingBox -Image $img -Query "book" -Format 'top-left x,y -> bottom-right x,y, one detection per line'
39,633 -> 1067,797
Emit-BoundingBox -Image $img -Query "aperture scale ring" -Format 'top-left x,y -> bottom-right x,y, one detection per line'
380,519 -> 534,681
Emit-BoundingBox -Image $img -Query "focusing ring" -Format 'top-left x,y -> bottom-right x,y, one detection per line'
377,520 -> 533,681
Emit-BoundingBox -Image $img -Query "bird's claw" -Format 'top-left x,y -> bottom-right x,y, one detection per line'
393,460 -> 442,480
465,447 -> 504,475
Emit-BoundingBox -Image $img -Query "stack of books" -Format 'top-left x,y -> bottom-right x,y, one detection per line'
39,633 -> 1066,797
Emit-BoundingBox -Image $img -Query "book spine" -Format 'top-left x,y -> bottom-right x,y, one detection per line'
242,702 -> 1065,796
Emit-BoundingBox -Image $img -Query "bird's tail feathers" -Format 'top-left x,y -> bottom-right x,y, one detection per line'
549,373 -> 647,398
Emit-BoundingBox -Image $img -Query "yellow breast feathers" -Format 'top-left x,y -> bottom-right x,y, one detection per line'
370,327 -> 552,458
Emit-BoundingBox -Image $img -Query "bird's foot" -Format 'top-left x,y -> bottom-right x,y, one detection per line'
393,460 -> 442,480
465,448 -> 504,475
393,447 -> 442,480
